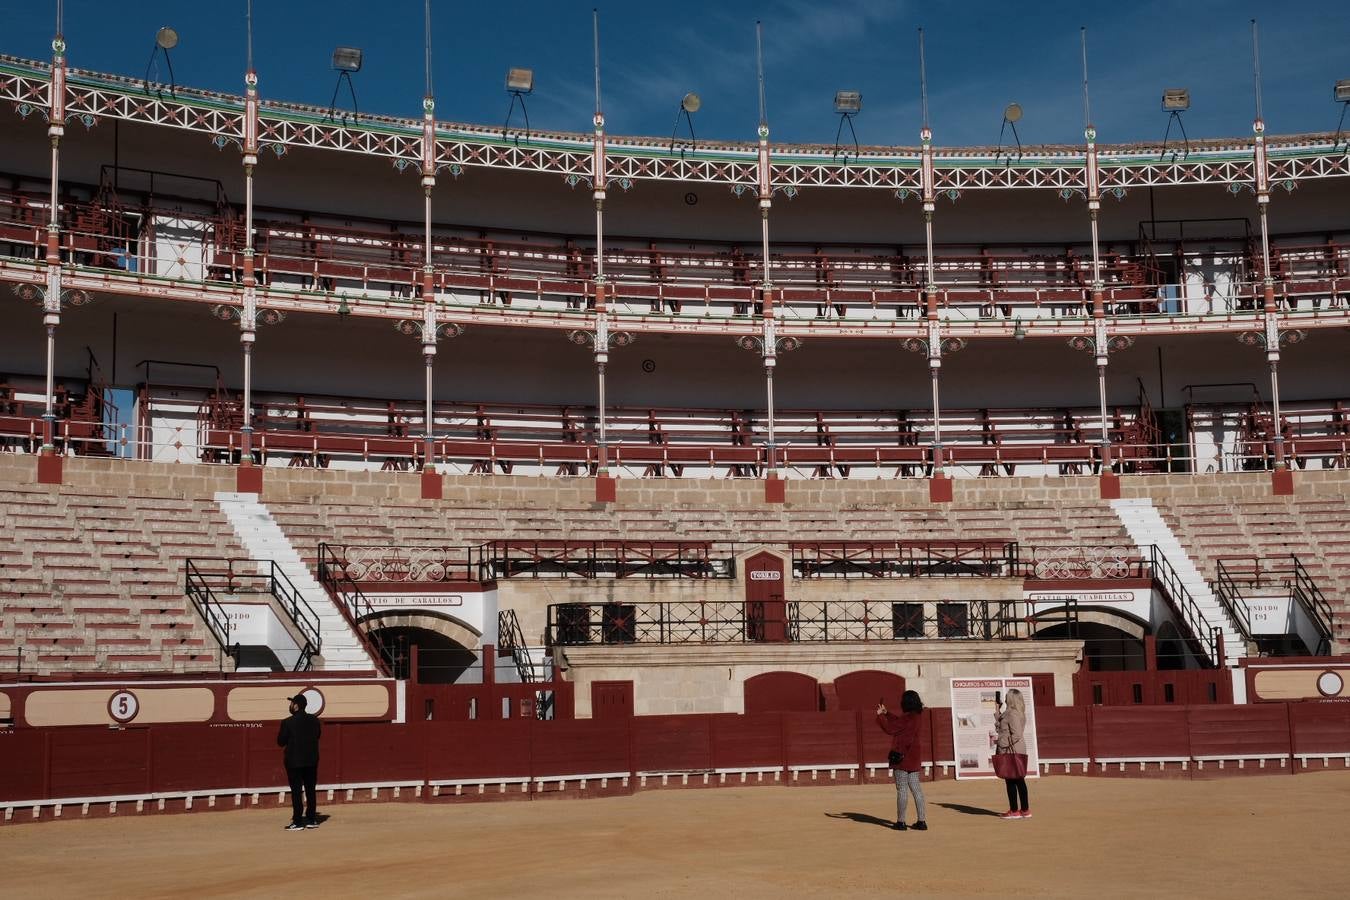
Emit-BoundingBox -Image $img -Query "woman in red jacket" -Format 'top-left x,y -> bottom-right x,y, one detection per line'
876,690 -> 927,831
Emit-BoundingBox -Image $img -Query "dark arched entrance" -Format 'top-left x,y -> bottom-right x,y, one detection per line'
1037,621 -> 1147,671
370,626 -> 478,683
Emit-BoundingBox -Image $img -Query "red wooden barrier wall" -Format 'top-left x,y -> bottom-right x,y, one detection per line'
3,704 -> 1349,810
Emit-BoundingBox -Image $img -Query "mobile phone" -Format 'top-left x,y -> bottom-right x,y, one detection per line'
995,690 -> 1002,706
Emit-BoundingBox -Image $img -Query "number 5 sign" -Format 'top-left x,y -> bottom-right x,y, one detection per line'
108,690 -> 140,724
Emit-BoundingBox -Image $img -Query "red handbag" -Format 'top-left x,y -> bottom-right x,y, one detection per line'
991,752 -> 1028,779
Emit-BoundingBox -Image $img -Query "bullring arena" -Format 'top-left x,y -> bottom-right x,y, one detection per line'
4,2 -> 1350,897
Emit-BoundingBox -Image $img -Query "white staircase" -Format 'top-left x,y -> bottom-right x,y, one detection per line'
1109,498 -> 1247,666
215,492 -> 374,671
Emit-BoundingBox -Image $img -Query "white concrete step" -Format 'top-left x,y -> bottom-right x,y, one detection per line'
1110,497 -> 1246,667
215,491 -> 373,672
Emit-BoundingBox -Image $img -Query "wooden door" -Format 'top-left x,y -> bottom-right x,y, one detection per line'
744,551 -> 787,642
591,680 -> 634,719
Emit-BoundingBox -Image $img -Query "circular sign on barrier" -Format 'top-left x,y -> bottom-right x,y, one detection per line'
301,688 -> 326,716
1316,670 -> 1343,698
108,690 -> 140,723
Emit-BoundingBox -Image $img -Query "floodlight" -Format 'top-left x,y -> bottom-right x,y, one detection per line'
504,69 -> 534,142
996,103 -> 1023,161
1160,89 -> 1190,159
834,90 -> 862,114
506,67 -> 534,94
332,47 -> 364,74
144,26 -> 179,97
1334,80 -> 1350,148
327,48 -> 363,122
671,93 -> 700,154
1161,88 -> 1189,111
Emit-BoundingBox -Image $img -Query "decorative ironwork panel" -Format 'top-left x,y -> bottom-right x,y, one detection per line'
333,545 -> 478,583
437,136 -> 593,178
1027,545 -> 1136,580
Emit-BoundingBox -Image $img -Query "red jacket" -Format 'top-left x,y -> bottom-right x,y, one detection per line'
877,711 -> 923,773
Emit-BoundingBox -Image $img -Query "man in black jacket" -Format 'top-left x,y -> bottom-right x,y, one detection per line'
278,693 -> 322,831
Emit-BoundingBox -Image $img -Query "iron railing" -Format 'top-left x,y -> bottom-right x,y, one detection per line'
497,609 -> 546,683
318,543 -> 487,583
1291,558 -> 1335,653
1019,545 -> 1146,580
184,558 -> 320,671
545,597 -> 1064,646
1148,546 -> 1222,666
1215,555 -> 1332,653
317,543 -> 396,677
791,540 -> 1018,578
1212,558 -> 1257,641
485,540 -> 736,579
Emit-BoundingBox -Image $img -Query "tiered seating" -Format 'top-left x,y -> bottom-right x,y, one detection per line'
1157,497 -> 1350,640
0,485 -> 245,674
274,494 -> 1128,562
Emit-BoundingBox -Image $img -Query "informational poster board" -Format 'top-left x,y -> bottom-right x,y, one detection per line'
949,676 -> 1039,780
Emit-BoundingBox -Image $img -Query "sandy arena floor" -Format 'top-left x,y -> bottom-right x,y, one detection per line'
3,773 -> 1348,899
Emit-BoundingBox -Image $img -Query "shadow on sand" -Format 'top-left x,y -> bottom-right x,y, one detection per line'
825,812 -> 894,828
936,802 -> 1001,817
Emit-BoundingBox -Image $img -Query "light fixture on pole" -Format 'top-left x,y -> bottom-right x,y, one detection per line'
671,91 -> 700,155
1160,88 -> 1190,159
995,102 -> 1023,162
1333,79 -> 1350,148
832,90 -> 862,159
144,26 -> 179,97
327,46 -> 363,123
504,67 -> 534,142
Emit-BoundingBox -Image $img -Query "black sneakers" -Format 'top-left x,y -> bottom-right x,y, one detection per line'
891,821 -> 907,831
911,821 -> 928,831
305,820 -> 320,829
284,822 -> 305,831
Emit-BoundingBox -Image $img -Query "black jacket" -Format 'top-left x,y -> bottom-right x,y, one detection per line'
278,711 -> 322,768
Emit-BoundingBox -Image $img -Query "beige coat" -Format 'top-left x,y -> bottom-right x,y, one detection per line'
995,708 -> 1027,755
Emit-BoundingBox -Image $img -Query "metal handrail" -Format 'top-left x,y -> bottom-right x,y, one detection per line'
792,540 -> 1017,578
1148,546 -> 1221,665
485,540 -> 736,580
1290,557 -> 1334,651
497,609 -> 542,683
182,559 -> 236,669
184,557 -> 320,670
1211,559 -> 1255,641
317,543 -> 396,677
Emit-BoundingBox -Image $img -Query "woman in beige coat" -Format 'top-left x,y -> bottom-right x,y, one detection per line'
995,689 -> 1030,819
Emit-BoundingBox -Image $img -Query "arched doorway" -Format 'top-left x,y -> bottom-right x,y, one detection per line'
1034,610 -> 1148,672
833,670 -> 906,712
362,613 -> 481,684
744,671 -> 819,713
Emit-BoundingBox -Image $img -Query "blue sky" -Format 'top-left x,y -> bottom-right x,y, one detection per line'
3,0 -> 1349,147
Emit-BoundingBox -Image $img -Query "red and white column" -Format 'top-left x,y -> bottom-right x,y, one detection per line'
235,66 -> 262,493
36,25 -> 68,485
